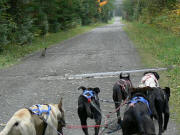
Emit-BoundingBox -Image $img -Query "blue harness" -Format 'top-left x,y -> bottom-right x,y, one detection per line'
29,104 -> 51,116
82,90 -> 95,100
129,96 -> 152,115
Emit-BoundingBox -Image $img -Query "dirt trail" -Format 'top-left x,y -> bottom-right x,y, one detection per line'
0,17 -> 179,135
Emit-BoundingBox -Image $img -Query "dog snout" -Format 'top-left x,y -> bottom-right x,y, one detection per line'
59,118 -> 66,127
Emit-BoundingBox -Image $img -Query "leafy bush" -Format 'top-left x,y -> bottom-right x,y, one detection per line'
121,0 -> 178,21
0,0 -> 114,50
0,24 -> 9,47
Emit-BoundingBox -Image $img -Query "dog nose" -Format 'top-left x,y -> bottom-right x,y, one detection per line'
59,119 -> 66,127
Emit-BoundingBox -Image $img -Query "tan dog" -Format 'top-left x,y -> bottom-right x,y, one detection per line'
0,98 -> 65,135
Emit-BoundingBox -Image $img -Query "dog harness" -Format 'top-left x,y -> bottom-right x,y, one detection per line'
83,90 -> 95,102
29,104 -> 51,116
117,79 -> 132,93
28,104 -> 52,135
129,96 -> 152,115
141,73 -> 159,87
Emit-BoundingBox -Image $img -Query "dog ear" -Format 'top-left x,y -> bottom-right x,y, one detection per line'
58,98 -> 63,110
93,87 -> 100,93
127,73 -> 130,80
119,73 -> 123,79
78,86 -> 86,91
144,71 -> 160,80
163,87 -> 170,98
119,73 -> 130,79
153,72 -> 160,80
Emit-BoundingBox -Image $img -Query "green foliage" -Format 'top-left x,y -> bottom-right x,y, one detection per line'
121,0 -> 178,21
0,0 -> 114,49
0,24 -> 9,47
80,0 -> 100,25
100,0 -> 115,22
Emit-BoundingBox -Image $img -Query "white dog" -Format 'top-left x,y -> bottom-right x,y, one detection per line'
0,98 -> 65,135
139,71 -> 160,88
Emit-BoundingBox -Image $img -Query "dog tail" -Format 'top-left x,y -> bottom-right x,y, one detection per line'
0,118 -> 20,135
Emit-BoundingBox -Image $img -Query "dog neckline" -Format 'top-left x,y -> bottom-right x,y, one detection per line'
82,90 -> 95,99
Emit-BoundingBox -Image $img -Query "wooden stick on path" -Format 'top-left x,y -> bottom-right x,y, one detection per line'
65,66 -> 174,80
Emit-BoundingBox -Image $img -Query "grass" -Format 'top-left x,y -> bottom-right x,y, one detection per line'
123,22 -> 180,128
0,22 -> 109,69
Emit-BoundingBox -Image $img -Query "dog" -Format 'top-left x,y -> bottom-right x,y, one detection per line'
78,86 -> 101,135
139,71 -> 170,135
139,71 -> 160,88
122,87 -> 156,135
112,73 -> 133,127
0,98 -> 65,135
149,87 -> 170,135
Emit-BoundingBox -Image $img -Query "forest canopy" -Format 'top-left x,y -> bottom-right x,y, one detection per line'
0,0 -> 114,47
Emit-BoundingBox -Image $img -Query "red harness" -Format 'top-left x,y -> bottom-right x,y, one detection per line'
142,73 -> 158,87
117,79 -> 132,93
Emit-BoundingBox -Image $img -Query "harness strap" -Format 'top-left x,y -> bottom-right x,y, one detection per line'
29,104 -> 51,116
142,73 -> 159,87
27,105 -> 62,135
82,90 -> 94,99
26,107 -> 48,135
117,79 -> 132,93
129,96 -> 152,115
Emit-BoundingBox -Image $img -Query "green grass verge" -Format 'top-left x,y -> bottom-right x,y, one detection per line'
124,22 -> 180,128
0,22 -> 109,69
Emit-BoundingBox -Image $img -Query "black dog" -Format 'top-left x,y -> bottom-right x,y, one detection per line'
112,73 -> 133,127
78,86 -> 102,135
139,71 -> 170,135
150,87 -> 170,135
122,87 -> 156,135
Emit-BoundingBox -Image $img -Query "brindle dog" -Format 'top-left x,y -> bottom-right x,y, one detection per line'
112,73 -> 133,128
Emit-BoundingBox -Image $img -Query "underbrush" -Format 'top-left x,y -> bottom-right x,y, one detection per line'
140,4 -> 180,35
0,23 -> 107,69
124,22 -> 180,127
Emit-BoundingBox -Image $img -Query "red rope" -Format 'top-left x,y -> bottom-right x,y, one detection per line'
106,99 -> 127,118
66,124 -> 105,129
65,99 -> 127,133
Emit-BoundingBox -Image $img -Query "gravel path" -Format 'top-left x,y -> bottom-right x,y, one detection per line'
0,17 -> 179,135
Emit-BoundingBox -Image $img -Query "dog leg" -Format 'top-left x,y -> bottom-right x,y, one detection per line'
163,101 -> 170,132
80,118 -> 89,135
94,115 -> 101,135
115,101 -> 123,127
163,112 -> 169,132
19,122 -> 36,135
113,88 -> 122,126
157,113 -> 163,135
